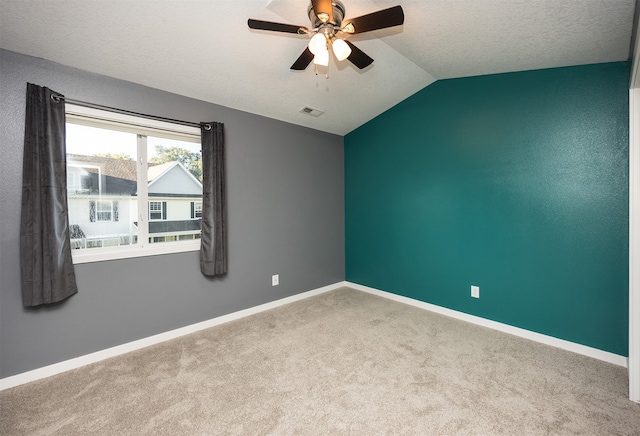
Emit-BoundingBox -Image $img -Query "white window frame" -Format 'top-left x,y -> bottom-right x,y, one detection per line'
96,200 -> 114,222
66,104 -> 202,264
148,201 -> 164,221
194,201 -> 202,219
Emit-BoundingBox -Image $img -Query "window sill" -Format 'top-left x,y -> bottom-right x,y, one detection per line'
71,240 -> 200,264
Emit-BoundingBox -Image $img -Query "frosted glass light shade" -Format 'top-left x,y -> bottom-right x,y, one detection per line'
313,48 -> 329,66
309,33 -> 327,55
332,38 -> 352,61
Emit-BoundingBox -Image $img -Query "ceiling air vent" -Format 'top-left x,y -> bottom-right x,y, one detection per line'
299,106 -> 324,117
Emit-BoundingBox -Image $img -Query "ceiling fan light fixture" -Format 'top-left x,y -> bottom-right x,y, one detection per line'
313,48 -> 330,66
308,33 -> 327,55
332,38 -> 352,61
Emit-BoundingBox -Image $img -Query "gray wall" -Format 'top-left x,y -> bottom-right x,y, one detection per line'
0,49 -> 345,378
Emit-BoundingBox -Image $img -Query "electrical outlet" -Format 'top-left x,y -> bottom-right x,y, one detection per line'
272,274 -> 279,286
471,285 -> 480,298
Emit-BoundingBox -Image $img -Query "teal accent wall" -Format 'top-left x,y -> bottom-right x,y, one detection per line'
345,63 -> 629,355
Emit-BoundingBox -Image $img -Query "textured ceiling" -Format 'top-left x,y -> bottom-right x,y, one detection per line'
0,0 -> 636,135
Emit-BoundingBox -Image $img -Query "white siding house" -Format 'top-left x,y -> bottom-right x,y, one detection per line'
67,155 -> 202,249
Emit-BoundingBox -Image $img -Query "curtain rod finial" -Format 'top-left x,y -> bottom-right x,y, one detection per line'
50,94 -> 63,103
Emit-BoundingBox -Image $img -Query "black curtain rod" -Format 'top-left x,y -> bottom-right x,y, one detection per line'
51,94 -> 210,130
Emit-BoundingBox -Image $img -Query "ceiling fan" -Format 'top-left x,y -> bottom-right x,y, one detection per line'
248,0 -> 404,73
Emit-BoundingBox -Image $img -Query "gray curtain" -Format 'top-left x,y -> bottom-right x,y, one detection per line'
200,122 -> 227,276
20,83 -> 78,307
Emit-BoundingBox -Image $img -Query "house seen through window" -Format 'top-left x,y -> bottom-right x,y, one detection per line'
65,105 -> 202,263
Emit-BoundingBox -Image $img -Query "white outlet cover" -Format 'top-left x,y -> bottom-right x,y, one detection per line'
471,285 -> 480,298
272,274 -> 279,286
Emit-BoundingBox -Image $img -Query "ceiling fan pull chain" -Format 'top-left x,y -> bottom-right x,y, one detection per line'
326,55 -> 330,79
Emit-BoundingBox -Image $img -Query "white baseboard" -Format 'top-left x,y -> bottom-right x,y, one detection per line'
0,282 -> 346,391
347,282 -> 628,368
1,280 -> 626,390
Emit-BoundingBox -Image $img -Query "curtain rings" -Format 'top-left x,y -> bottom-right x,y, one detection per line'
203,123 -> 212,131
50,94 -> 64,103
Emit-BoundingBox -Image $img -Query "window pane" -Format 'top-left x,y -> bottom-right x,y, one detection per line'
66,123 -> 137,251
149,201 -> 163,220
97,201 -> 113,221
146,136 -> 202,244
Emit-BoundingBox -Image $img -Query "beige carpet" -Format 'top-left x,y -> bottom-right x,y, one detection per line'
2,287 -> 639,435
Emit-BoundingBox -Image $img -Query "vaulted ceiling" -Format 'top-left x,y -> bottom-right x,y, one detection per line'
0,0 -> 636,135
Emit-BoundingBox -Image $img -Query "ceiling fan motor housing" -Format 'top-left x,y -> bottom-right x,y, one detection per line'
308,0 -> 345,29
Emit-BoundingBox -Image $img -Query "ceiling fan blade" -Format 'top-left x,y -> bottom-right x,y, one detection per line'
311,0 -> 333,23
345,41 -> 373,69
248,19 -> 309,34
291,47 -> 314,70
341,5 -> 404,34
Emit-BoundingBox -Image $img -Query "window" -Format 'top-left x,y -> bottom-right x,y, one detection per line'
97,201 -> 111,221
97,200 -> 115,221
191,201 -> 202,219
65,104 -> 203,263
89,200 -> 119,222
149,201 -> 165,220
